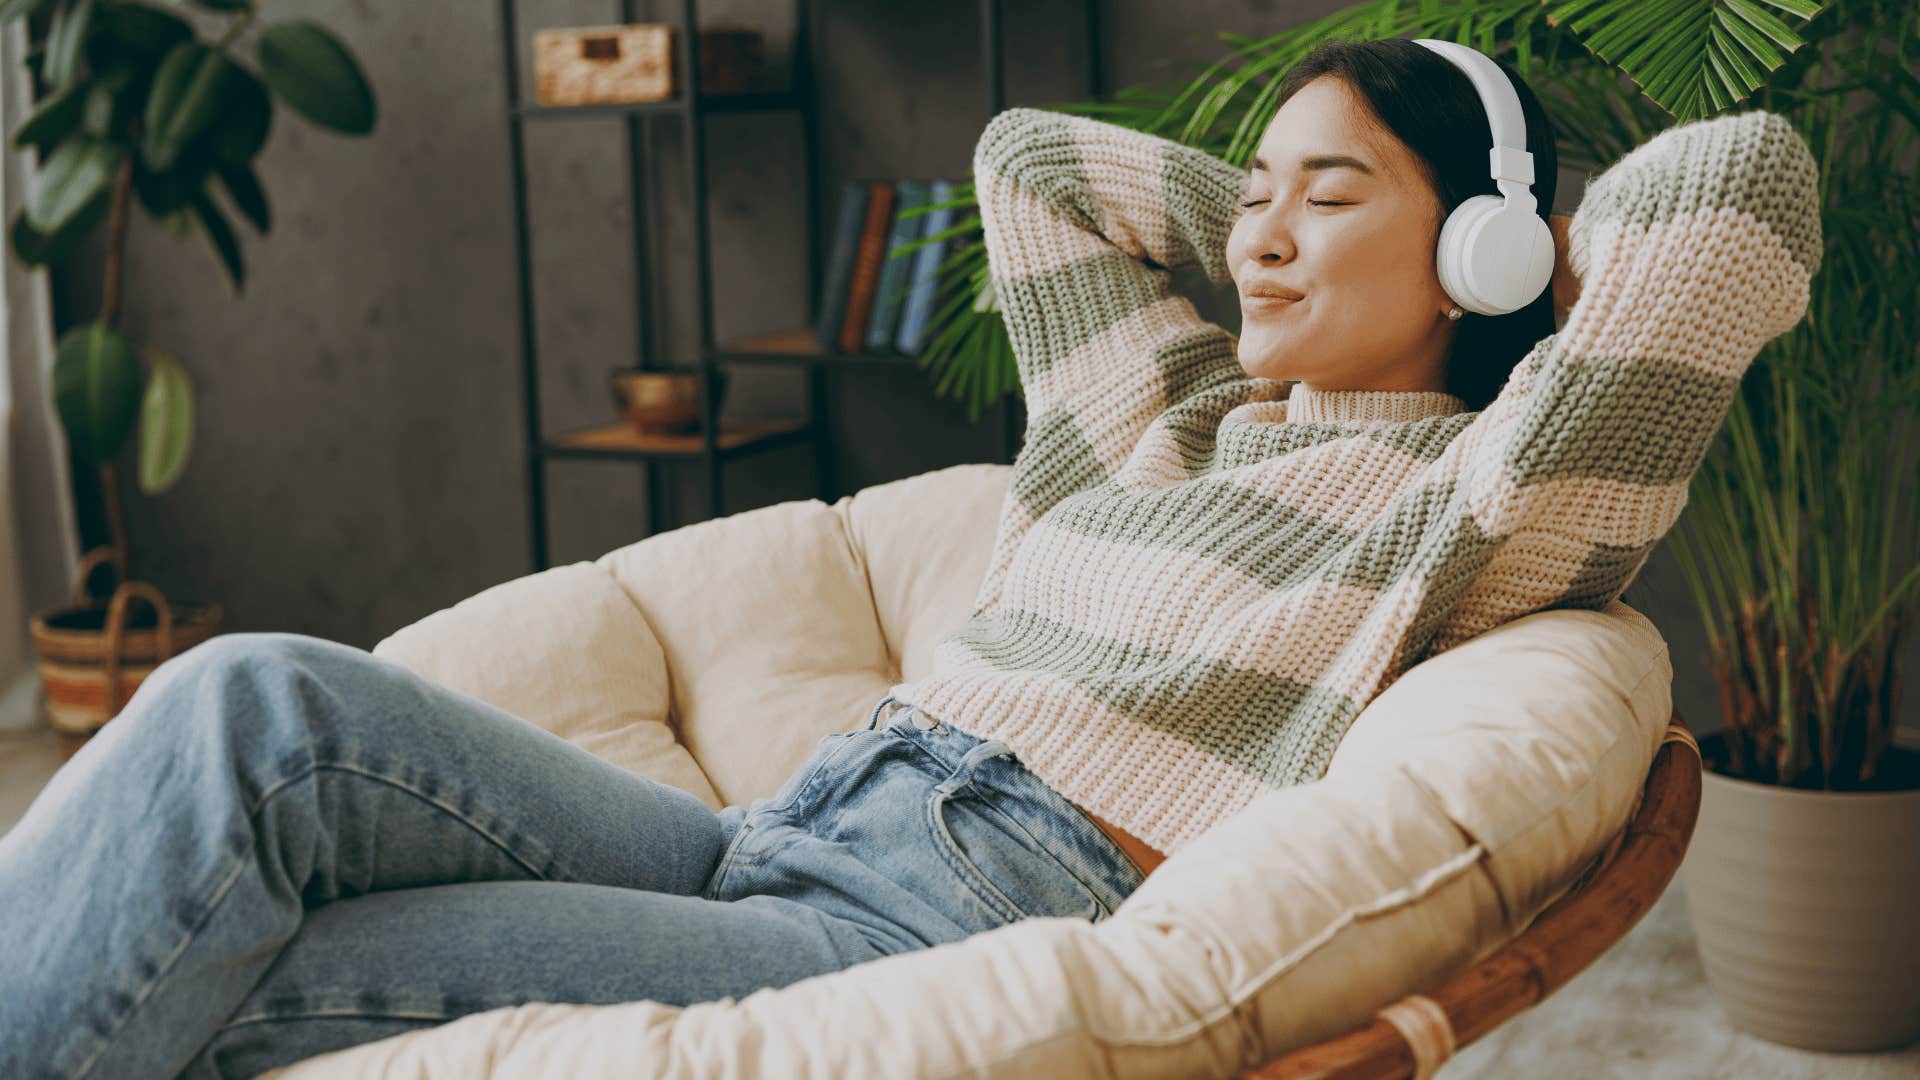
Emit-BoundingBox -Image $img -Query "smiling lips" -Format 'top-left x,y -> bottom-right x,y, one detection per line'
1241,283 -> 1304,313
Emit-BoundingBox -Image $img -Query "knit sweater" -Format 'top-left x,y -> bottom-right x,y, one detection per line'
888,104 -> 1824,856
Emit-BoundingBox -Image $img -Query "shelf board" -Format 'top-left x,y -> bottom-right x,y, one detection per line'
712,328 -> 929,369
514,90 -> 800,121
541,417 -> 812,461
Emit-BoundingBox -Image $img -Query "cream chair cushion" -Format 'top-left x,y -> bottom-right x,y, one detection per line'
264,463 -> 1671,1079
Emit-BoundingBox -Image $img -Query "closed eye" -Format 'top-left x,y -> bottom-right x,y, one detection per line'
1237,198 -> 1351,208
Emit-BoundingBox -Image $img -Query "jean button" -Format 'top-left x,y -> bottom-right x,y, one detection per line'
910,706 -> 939,732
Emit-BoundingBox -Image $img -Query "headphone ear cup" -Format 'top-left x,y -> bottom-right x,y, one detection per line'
1436,196 -> 1555,317
1434,195 -> 1503,314
1471,208 -> 1555,316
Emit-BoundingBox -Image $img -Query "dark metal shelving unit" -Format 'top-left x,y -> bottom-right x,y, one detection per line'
499,0 -> 1102,573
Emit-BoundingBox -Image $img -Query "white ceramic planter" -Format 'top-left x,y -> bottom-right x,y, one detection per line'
1681,733 -> 1920,1052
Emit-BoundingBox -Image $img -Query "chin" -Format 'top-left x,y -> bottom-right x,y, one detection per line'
1236,340 -> 1291,381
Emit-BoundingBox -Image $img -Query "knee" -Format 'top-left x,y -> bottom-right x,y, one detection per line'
118,633 -> 344,741
144,632 -> 323,695
54,635 -> 285,772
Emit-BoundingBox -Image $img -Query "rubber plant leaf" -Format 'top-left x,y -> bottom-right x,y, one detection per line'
53,322 -> 143,463
258,20 -> 376,134
138,349 -> 195,495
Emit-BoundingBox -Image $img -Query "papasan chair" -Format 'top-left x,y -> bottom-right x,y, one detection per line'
261,460 -> 1701,1079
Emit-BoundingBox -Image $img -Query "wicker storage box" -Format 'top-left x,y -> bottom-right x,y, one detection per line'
532,23 -> 767,105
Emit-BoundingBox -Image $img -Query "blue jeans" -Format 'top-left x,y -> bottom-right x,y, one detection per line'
0,632 -> 1146,1078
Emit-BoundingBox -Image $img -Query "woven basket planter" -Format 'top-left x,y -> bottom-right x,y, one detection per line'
28,546 -> 222,759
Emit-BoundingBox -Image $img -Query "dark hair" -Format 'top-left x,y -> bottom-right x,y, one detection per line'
1271,37 -> 1559,411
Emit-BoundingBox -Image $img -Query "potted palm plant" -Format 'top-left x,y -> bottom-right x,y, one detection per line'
901,0 -> 1919,1053
6,0 -> 376,757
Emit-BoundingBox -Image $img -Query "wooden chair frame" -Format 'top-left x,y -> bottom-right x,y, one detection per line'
1246,711 -> 1704,1079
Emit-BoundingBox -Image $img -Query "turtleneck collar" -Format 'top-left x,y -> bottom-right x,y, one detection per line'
1282,381 -> 1467,426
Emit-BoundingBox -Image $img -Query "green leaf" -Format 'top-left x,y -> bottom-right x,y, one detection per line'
52,322 -> 143,463
133,144 -> 214,217
1723,0 -> 1807,52
142,43 -> 239,171
188,189 -> 243,292
211,65 -> 273,166
81,66 -> 134,138
8,188 -> 109,266
12,82 -> 87,148
137,349 -> 194,495
1715,4 -> 1788,71
43,0 -> 95,90
258,20 -> 376,135
27,135 -> 124,234
1544,0 -> 1821,121
216,160 -> 268,232
154,207 -> 194,239
89,1 -> 195,67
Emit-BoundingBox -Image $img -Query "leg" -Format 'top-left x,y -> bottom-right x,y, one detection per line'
182,880 -> 880,1078
0,633 -> 734,1078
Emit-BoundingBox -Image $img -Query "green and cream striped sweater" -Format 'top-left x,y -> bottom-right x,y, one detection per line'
888,105 -> 1823,855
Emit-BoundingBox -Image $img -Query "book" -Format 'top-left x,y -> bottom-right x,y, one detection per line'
894,178 -> 957,356
864,179 -> 931,353
836,179 -> 897,354
814,180 -> 870,350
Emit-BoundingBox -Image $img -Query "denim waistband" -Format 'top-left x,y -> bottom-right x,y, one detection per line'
861,694 -> 1147,912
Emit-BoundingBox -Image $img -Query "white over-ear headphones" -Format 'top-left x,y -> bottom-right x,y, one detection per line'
1411,38 -> 1555,317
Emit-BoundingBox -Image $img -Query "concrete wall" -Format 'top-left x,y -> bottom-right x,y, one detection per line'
50,1 -> 1916,742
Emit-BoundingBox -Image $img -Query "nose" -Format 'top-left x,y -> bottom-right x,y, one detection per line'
1252,216 -> 1295,265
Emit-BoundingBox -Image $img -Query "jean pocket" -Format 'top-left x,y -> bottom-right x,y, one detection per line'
924,783 -> 1103,925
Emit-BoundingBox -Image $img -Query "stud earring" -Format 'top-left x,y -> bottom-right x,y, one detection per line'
1445,305 -> 1464,321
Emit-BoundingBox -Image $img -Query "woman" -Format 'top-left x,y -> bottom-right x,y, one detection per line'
0,37 -> 1819,1078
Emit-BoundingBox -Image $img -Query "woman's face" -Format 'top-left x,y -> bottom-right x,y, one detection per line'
1226,76 -> 1458,389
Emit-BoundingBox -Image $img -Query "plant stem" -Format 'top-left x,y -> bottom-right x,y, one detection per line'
97,461 -> 130,584
99,157 -> 133,330
97,157 -> 136,581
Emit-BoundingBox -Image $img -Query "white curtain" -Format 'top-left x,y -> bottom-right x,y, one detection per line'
0,17 -> 79,736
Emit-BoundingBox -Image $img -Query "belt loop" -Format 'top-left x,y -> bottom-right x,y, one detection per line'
864,694 -> 899,731
934,738 -> 1015,794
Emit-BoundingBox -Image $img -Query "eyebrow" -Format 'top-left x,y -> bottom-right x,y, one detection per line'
1250,153 -> 1375,177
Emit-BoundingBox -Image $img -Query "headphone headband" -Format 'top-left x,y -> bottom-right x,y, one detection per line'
1410,39 -> 1533,187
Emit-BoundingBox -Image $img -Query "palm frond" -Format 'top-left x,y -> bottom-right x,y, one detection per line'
1544,0 -> 1825,121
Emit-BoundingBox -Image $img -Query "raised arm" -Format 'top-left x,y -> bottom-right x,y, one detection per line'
967,107 -> 1253,614
971,106 -> 1249,417
1426,108 -> 1823,651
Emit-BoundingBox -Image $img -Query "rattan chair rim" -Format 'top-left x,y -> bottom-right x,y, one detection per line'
1244,711 -> 1702,1079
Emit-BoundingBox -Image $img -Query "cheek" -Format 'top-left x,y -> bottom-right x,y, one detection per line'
1367,214 -> 1440,282
1324,218 -> 1404,277
1224,218 -> 1250,267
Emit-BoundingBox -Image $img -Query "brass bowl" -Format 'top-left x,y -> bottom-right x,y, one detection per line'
608,368 -> 728,435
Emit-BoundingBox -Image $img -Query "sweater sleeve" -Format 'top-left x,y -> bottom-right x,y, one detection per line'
967,107 -> 1250,614
1424,108 -> 1823,654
